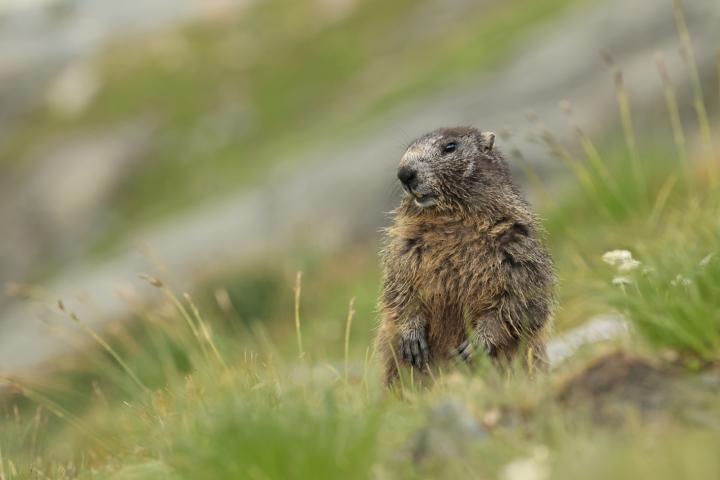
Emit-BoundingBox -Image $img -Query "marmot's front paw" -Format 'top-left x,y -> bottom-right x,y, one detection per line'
399,329 -> 429,369
453,334 -> 493,363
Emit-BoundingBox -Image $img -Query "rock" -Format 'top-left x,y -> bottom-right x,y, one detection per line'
546,315 -> 629,368
18,123 -> 151,235
106,460 -> 178,480
556,351 -> 668,423
45,59 -> 101,119
191,0 -> 248,22
0,122 -> 153,289
315,0 -> 357,24
410,397 -> 486,464
501,446 -> 551,480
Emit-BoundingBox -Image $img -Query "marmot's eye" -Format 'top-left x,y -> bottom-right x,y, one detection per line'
442,142 -> 457,154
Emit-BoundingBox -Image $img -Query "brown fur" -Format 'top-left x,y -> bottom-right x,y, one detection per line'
376,127 -> 555,387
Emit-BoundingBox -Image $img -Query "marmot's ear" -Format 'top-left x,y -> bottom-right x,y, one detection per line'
480,131 -> 495,152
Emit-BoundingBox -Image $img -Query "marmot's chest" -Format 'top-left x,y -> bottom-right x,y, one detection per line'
394,224 -> 505,305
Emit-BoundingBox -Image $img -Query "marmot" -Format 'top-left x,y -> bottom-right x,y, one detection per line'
376,127 -> 554,387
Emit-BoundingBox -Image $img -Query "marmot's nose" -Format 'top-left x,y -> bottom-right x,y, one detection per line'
397,165 -> 417,188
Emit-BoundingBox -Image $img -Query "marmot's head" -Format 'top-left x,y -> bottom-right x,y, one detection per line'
397,127 -> 512,211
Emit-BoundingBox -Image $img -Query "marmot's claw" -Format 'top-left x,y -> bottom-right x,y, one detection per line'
453,336 -> 491,363
399,332 -> 430,368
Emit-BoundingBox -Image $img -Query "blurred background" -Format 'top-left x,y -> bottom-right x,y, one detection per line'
0,0 -> 718,376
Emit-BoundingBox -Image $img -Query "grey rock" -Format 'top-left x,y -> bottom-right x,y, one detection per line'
0,122 -> 153,290
546,314 -> 629,368
410,398 -> 486,464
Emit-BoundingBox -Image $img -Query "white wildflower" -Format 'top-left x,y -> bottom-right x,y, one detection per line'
612,276 -> 632,286
501,446 -> 550,480
602,250 -> 641,272
618,258 -> 641,272
602,250 -> 633,266
670,274 -> 691,287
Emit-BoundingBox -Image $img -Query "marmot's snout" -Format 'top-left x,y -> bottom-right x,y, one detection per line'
397,165 -> 417,190
398,149 -> 438,208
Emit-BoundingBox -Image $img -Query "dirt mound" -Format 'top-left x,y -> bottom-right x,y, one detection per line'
556,351 -> 720,425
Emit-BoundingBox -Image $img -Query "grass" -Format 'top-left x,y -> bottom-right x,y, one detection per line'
603,203 -> 720,361
2,305 -> 719,480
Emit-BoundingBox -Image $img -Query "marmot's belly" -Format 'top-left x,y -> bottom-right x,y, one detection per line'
416,265 -> 503,359
425,317 -> 467,359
